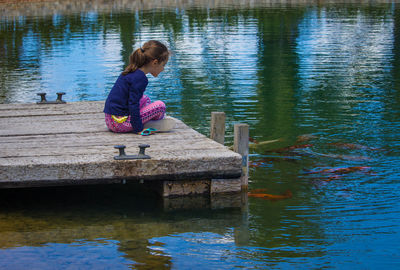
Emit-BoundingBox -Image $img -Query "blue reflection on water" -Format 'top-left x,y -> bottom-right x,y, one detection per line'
0,239 -> 133,269
149,232 -> 268,270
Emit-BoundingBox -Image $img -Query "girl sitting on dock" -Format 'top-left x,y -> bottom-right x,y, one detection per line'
104,40 -> 169,134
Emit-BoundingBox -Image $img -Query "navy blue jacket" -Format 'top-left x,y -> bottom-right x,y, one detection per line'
104,69 -> 148,133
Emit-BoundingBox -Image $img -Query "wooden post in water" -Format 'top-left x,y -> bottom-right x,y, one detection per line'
210,112 -> 226,145
234,124 -> 249,190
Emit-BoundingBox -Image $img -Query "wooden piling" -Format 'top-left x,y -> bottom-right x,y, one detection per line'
233,124 -> 249,190
210,112 -> 226,145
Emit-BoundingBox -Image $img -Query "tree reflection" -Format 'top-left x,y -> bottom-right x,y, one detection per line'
393,3 -> 400,107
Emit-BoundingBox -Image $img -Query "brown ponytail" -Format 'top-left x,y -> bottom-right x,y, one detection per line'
122,40 -> 169,76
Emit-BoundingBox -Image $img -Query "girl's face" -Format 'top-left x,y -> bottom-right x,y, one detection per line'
149,59 -> 167,77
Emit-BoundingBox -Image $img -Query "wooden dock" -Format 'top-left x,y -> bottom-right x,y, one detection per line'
0,101 -> 245,197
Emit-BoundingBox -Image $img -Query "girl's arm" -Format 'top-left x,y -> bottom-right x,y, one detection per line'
126,70 -> 148,134
128,90 -> 144,133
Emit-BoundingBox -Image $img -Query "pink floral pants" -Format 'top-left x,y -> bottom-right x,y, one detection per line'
105,95 -> 166,133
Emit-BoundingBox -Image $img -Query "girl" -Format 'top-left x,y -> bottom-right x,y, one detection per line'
104,40 -> 169,134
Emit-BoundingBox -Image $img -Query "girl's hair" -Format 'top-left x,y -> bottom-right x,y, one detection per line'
122,40 -> 169,75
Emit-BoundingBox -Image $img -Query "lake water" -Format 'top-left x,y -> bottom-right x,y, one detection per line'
1,0 -> 400,269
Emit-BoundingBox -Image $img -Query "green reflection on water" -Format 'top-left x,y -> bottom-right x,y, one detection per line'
0,185 -> 246,269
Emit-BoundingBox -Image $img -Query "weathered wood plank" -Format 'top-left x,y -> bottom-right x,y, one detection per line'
0,120 -> 226,160
0,101 -> 104,117
0,153 -> 241,182
0,114 -> 184,136
0,139 -> 225,158
0,147 -> 239,164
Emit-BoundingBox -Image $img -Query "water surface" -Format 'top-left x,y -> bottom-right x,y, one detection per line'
0,1 -> 399,269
